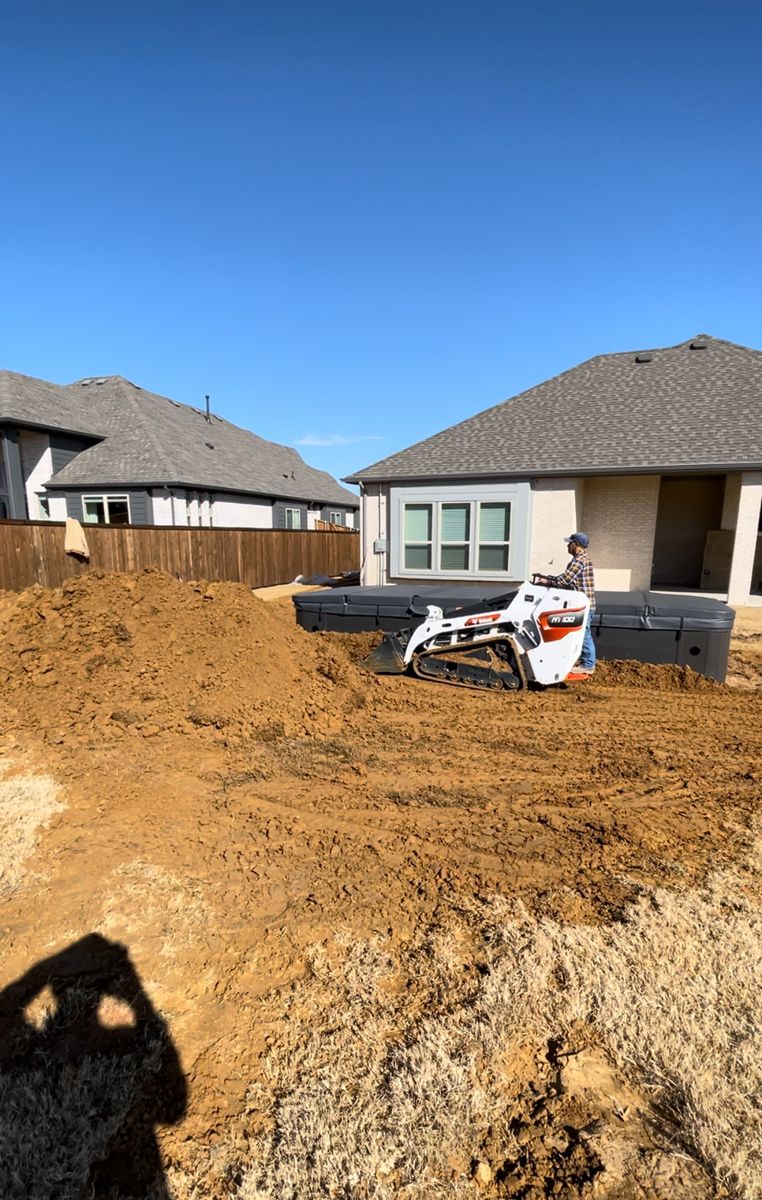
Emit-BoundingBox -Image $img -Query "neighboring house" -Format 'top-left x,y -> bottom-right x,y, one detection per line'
346,334 -> 762,605
0,372 -> 359,530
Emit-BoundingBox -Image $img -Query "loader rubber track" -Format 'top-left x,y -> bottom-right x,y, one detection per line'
410,639 -> 525,692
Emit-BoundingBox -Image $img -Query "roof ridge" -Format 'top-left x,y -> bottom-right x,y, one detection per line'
105,379 -> 179,475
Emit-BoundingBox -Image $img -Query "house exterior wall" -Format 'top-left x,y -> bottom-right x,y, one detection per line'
151,490 -> 176,524
151,489 -> 275,528
18,430 -> 53,518
360,473 -> 663,592
49,433 -> 92,476
319,504 -> 358,528
728,472 -> 762,604
47,495 -> 67,521
273,499 -> 309,530
0,431 -> 27,518
360,482 -> 387,585
211,493 -> 273,528
359,481 -> 529,586
63,489 -> 152,525
721,473 -> 742,529
528,478 -> 582,577
580,475 -> 660,591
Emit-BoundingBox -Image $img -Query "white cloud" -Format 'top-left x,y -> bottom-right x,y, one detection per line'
295,433 -> 384,447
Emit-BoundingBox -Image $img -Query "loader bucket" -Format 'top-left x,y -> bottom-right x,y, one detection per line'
362,632 -> 408,675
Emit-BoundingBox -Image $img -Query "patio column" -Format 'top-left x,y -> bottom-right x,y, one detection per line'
727,472 -> 762,605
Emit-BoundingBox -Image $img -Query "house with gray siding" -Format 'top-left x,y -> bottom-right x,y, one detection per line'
346,334 -> 762,606
0,371 -> 359,530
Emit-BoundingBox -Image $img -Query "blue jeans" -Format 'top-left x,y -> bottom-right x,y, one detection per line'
579,610 -> 596,670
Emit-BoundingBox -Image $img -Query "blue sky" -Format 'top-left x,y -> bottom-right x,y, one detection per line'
2,0 -> 761,488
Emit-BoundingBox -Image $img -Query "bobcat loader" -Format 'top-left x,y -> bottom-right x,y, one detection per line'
363,580 -> 590,691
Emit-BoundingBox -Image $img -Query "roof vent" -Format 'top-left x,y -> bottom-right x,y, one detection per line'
690,340 -> 707,349
635,353 -> 653,363
205,442 -> 215,450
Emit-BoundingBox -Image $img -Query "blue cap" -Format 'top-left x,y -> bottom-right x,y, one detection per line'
565,532 -> 589,548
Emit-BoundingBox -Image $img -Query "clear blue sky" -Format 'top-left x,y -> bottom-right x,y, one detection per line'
3,0 -> 761,487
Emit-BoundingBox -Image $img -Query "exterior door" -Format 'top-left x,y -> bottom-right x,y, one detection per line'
651,475 -> 725,588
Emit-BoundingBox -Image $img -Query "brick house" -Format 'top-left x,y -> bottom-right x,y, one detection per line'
346,334 -> 762,605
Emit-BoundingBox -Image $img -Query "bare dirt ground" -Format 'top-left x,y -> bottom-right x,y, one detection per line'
1,571 -> 761,1199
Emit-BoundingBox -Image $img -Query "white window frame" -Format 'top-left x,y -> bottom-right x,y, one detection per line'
82,494 -> 132,525
390,483 -> 531,580
285,507 -> 302,530
328,510 -> 345,525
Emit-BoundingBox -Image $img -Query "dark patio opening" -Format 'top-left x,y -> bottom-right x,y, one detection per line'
651,475 -> 725,589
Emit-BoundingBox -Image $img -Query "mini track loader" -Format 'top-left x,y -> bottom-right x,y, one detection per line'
363,580 -> 590,691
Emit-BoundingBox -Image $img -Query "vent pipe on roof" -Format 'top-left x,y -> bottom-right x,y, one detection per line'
204,394 -> 211,422
635,353 -> 653,363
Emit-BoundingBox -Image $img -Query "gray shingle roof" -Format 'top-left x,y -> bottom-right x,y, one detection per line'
346,335 -> 762,482
0,371 -> 358,507
0,371 -> 107,439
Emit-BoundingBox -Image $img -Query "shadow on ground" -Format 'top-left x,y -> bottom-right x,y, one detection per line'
0,932 -> 187,1199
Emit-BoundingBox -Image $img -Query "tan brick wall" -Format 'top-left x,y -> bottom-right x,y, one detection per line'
728,473 -> 762,604
529,479 -> 582,575
580,475 -> 660,591
721,473 -> 742,530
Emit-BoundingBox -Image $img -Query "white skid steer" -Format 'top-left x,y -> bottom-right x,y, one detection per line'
362,581 -> 590,691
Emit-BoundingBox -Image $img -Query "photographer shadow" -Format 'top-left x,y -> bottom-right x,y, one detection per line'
0,932 -> 187,1199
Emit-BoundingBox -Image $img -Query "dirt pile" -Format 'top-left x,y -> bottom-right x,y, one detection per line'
1,573 -> 762,1199
0,570 -> 369,747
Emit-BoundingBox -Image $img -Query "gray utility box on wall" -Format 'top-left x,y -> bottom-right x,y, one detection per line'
293,586 -> 735,682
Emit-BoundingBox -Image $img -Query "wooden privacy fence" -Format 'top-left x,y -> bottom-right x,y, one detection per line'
0,521 -> 360,593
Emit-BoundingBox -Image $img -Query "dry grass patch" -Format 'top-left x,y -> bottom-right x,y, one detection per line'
229,840 -> 762,1199
0,767 -> 63,899
99,860 -> 216,959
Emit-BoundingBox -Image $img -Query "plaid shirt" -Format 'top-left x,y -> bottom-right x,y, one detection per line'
548,550 -> 596,609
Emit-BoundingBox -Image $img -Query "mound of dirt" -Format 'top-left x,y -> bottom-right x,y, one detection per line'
591,659 -> 720,691
0,570 -> 369,746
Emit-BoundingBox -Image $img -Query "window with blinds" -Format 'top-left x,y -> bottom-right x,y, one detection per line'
403,503 -> 433,570
401,500 -> 511,574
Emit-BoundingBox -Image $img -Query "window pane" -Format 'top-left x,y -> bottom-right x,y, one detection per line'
441,544 -> 469,570
286,509 -> 302,529
479,502 -> 510,542
478,545 -> 509,572
404,544 -> 432,570
0,497 -> 7,519
441,503 -> 469,542
107,499 -> 130,525
404,504 -> 432,542
84,498 -> 105,524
